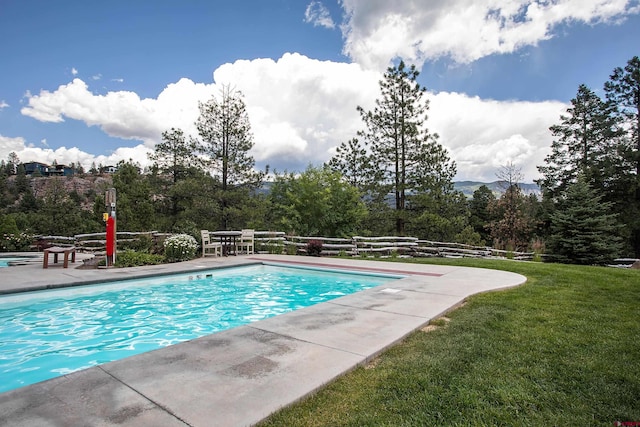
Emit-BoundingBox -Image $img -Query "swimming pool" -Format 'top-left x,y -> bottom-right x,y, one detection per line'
0,257 -> 31,267
0,263 -> 401,393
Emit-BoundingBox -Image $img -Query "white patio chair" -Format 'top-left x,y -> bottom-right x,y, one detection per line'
237,229 -> 255,254
201,230 -> 222,257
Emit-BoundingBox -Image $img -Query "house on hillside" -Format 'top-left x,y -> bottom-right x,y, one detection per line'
48,164 -> 75,176
23,162 -> 50,176
23,162 -> 75,177
100,165 -> 117,174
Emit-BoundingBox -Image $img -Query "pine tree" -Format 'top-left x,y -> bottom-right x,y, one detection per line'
537,84 -> 622,200
469,185 -> 496,244
14,165 -> 29,194
195,86 -> 263,229
356,61 -> 456,235
111,161 -> 155,231
547,175 -> 623,265
149,127 -> 202,184
605,56 -> 640,185
149,127 -> 206,229
604,56 -> 640,256
327,137 -> 378,192
7,152 -> 19,175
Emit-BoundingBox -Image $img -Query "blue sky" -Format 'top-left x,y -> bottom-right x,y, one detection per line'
1,0 -> 639,182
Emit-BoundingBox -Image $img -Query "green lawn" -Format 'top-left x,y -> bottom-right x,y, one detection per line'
259,258 -> 640,426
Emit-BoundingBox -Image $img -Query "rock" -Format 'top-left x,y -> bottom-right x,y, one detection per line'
631,260 -> 640,270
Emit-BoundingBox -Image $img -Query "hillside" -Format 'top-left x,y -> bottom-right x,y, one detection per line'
17,176 -> 540,204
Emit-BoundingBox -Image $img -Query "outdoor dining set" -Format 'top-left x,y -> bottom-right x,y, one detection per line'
200,229 -> 255,257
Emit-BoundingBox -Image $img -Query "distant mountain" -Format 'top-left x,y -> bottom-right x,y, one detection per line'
454,181 -> 541,198
259,180 -> 541,198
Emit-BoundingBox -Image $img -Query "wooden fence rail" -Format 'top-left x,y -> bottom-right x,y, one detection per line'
33,230 -> 538,261
285,236 -> 356,256
35,231 -> 169,255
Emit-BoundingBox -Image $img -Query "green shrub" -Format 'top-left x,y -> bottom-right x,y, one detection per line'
269,242 -> 284,254
306,239 -> 323,257
115,250 -> 165,267
285,243 -> 297,255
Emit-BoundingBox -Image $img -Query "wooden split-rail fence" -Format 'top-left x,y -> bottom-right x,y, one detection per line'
33,231 -> 538,261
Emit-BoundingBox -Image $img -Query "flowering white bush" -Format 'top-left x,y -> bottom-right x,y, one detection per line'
163,233 -> 198,262
1,233 -> 33,252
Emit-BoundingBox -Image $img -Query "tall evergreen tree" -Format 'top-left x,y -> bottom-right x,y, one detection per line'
111,161 -> 155,231
327,137 -> 379,192
14,164 -> 29,195
537,84 -> 622,199
0,167 -> 8,210
604,55 -> 640,255
6,152 -> 19,175
356,61 -> 456,235
469,185 -> 496,244
195,86 -> 263,229
149,127 -> 204,228
605,56 -> 640,186
149,128 -> 202,184
547,175 -> 623,265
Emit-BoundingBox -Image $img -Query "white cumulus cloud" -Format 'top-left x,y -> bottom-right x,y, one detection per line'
340,0 -> 640,70
20,78 -> 215,146
429,91 -> 567,181
13,53 -> 568,181
212,53 -> 381,170
304,1 -> 336,29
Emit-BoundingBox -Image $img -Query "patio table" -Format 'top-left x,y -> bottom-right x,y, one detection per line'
42,246 -> 76,268
211,231 -> 242,256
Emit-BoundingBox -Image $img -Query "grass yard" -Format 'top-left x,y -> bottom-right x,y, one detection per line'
258,258 -> 640,426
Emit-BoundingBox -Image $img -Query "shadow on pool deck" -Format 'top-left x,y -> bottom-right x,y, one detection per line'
0,254 -> 526,427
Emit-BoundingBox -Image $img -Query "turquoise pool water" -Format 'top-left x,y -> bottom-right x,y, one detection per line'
0,263 -> 400,393
0,257 -> 29,267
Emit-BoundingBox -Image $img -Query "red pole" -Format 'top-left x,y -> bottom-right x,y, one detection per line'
106,216 -> 115,267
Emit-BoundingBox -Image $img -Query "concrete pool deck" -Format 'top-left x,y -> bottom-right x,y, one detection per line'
0,254 -> 526,427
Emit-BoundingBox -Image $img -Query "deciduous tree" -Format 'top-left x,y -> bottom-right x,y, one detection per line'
488,185 -> 534,252
268,166 -> 367,237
